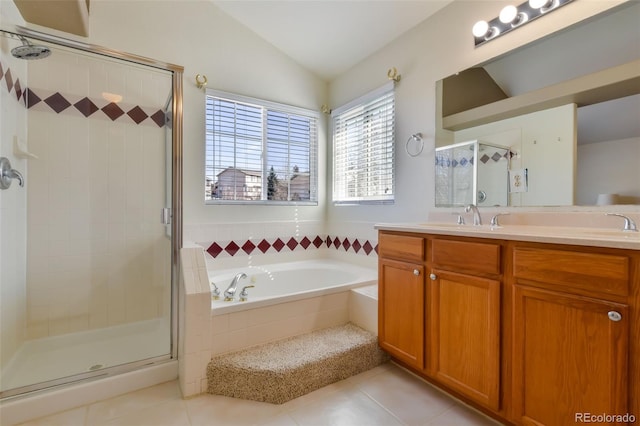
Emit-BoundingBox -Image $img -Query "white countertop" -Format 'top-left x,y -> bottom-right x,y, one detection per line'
374,222 -> 640,250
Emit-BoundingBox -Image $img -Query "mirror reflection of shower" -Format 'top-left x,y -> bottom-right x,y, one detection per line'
11,35 -> 51,60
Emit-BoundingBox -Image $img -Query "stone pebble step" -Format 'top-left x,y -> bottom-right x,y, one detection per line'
207,322 -> 389,404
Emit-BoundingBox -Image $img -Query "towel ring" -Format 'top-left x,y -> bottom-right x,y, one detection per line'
406,133 -> 424,157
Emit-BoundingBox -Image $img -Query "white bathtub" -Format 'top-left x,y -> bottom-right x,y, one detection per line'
209,259 -> 377,315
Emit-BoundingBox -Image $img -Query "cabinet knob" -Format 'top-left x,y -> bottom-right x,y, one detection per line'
607,311 -> 622,322
413,269 -> 420,276
429,273 -> 437,281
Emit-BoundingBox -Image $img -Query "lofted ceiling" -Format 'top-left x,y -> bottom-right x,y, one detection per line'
212,0 -> 453,81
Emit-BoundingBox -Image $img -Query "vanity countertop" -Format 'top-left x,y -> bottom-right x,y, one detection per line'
374,222 -> 640,250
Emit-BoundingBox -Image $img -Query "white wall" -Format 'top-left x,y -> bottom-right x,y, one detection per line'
577,137 -> 640,205
84,0 -> 329,247
327,0 -> 626,236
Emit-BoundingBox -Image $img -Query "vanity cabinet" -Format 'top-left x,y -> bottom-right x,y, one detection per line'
377,229 -> 638,426
427,238 -> 502,411
378,233 -> 426,369
511,245 -> 631,426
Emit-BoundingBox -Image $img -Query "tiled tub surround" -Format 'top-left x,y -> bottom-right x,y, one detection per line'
178,246 -> 379,398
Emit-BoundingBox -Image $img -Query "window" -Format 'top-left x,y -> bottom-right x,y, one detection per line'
205,90 -> 318,204
332,82 -> 395,204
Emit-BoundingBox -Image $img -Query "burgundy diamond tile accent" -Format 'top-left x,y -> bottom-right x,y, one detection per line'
14,79 -> 22,101
26,88 -> 41,108
74,97 -> 99,117
342,238 -> 351,251
374,244 -> 379,255
352,239 -> 362,253
362,241 -> 373,255
241,240 -> 256,255
225,241 -> 240,256
272,238 -> 285,252
0,62 -> 4,81
257,239 -> 271,253
325,236 -> 332,248
102,102 -> 125,121
300,236 -> 311,249
4,68 -> 13,92
206,242 -> 223,258
333,237 -> 341,249
480,154 -> 490,164
313,236 -> 323,248
286,237 -> 298,251
150,110 -> 165,127
44,92 -> 72,113
491,152 -> 503,162
127,106 -> 149,124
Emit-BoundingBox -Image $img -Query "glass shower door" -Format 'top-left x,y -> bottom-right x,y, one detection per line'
0,32 -> 175,397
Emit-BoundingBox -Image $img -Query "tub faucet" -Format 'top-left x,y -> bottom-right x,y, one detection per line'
465,204 -> 482,226
224,273 -> 247,301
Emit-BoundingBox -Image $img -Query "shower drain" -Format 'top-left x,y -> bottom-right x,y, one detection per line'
88,364 -> 105,371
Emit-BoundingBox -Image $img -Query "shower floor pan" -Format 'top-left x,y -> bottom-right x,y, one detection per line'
1,318 -> 170,393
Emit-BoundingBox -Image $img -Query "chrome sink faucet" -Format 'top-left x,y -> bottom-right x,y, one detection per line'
606,213 -> 638,232
465,204 -> 482,226
224,273 -> 247,301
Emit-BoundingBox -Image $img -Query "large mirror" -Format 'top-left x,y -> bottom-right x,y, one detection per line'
435,2 -> 640,207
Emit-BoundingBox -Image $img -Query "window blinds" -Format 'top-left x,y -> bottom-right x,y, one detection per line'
205,90 -> 318,203
332,82 -> 395,203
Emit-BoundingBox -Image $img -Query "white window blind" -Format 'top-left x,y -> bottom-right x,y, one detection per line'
332,82 -> 395,204
205,90 -> 318,204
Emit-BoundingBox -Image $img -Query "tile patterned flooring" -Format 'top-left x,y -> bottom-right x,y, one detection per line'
17,363 -> 501,426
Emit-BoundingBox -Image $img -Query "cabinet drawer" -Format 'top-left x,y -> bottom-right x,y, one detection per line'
513,247 -> 629,297
431,239 -> 501,275
378,233 -> 424,262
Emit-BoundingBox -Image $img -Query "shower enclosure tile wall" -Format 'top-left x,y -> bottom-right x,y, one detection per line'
0,51 -> 28,373
21,48 -> 172,339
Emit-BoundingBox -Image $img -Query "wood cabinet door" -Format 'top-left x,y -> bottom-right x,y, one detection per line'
427,269 -> 501,410
512,286 -> 629,426
378,258 -> 425,369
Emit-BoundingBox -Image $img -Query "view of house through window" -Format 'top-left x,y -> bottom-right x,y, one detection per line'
205,90 -> 318,204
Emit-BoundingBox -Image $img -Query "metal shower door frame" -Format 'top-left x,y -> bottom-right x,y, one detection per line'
0,24 -> 183,400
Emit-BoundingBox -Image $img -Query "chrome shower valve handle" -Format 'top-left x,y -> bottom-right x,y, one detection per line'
0,157 -> 25,189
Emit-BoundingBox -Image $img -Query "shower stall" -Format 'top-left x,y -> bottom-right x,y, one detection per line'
435,140 -> 511,207
0,28 -> 182,400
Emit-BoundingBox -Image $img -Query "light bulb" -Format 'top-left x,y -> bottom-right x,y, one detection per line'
528,0 -> 552,9
472,20 -> 489,38
499,5 -> 518,23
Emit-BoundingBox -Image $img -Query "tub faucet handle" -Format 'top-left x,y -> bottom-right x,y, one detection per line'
211,282 -> 220,300
224,272 -> 247,301
239,285 -> 255,302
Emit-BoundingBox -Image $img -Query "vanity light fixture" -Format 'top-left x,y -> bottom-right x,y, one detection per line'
473,0 -> 574,47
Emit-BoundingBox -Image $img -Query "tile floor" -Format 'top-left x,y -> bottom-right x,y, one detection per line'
17,363 -> 501,426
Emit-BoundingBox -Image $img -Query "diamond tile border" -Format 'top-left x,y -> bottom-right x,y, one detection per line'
0,59 -> 165,128
203,235 -> 378,259
435,150 -> 512,168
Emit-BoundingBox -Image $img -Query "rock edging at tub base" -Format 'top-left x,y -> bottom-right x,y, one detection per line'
206,322 -> 389,404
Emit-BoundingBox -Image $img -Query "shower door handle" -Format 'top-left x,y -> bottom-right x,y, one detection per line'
0,157 -> 25,189
161,207 -> 172,225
